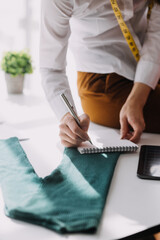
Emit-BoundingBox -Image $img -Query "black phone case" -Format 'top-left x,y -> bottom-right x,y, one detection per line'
137,145 -> 160,180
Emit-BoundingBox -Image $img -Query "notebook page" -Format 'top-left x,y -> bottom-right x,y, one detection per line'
77,127 -> 138,154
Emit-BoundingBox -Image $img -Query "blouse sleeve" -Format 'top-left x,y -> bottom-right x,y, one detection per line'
134,3 -> 160,89
40,0 -> 76,120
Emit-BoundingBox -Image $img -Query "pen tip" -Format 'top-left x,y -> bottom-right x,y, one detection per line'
89,139 -> 93,145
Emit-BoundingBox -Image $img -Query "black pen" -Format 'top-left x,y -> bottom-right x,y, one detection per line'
60,93 -> 93,145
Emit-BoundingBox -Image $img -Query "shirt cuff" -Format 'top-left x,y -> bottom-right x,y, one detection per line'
134,60 -> 160,89
49,91 -> 76,121
40,68 -> 77,121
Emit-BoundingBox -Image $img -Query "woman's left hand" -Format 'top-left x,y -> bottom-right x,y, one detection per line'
120,101 -> 145,143
119,82 -> 151,143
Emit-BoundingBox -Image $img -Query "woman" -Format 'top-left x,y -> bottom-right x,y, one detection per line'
40,0 -> 160,147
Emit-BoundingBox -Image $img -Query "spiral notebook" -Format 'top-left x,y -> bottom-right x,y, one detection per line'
77,127 -> 138,154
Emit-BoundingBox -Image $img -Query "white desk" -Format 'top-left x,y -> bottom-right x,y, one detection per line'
0,94 -> 160,240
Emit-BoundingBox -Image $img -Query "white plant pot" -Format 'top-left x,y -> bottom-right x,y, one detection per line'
5,73 -> 24,94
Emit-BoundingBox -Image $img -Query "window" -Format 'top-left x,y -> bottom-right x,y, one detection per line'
0,0 -> 42,95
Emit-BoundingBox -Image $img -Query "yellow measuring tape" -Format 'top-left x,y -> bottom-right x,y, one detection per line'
110,0 -> 154,62
147,0 -> 154,19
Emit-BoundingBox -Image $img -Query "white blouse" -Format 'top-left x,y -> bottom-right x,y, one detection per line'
40,0 -> 160,120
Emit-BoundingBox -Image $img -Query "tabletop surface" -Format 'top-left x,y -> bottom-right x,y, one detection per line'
0,94 -> 160,240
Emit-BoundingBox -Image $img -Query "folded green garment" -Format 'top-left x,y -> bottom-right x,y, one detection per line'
0,137 -> 119,233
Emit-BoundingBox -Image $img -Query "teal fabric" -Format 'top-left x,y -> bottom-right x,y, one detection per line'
0,137 -> 119,233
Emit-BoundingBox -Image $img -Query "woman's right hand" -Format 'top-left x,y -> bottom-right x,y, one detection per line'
59,112 -> 90,147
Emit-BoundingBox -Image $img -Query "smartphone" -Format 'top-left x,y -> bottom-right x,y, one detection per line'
137,145 -> 160,180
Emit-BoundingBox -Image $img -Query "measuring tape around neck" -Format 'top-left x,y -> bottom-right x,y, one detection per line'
147,0 -> 154,19
110,0 -> 154,62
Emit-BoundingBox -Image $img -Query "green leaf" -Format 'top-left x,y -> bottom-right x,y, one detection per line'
1,50 -> 33,77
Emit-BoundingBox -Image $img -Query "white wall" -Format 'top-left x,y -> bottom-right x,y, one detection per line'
0,0 -> 80,110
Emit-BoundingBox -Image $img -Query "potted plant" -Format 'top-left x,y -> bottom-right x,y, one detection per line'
1,50 -> 33,94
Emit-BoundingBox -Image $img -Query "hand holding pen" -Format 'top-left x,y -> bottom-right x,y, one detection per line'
59,93 -> 92,147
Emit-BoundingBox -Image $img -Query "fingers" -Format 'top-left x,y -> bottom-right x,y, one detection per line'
59,132 -> 82,147
67,115 -> 89,140
79,113 -> 90,132
120,100 -> 146,143
59,123 -> 85,146
120,115 -> 145,143
129,121 -> 145,143
120,117 -> 129,139
59,112 -> 90,147
129,131 -> 141,143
